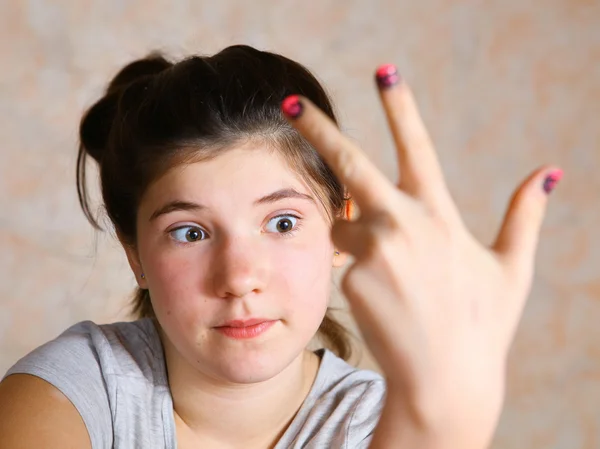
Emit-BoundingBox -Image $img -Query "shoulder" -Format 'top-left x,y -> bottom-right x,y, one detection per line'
4,318 -> 163,382
1,318 -> 166,449
316,349 -> 386,415
0,373 -> 92,449
318,349 -> 386,420
280,349 -> 386,449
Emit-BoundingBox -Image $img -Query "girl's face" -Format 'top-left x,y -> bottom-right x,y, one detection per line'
130,144 -> 342,383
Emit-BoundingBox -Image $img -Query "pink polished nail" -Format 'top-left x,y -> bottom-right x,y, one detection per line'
543,169 -> 563,194
282,95 -> 303,119
375,64 -> 400,89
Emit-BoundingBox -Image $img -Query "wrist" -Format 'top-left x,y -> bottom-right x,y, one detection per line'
369,390 -> 444,449
371,380 -> 504,449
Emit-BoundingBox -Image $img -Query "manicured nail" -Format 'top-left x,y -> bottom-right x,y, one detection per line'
282,95 -> 304,119
543,169 -> 563,194
376,64 -> 400,89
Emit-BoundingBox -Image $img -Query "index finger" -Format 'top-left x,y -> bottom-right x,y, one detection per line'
281,95 -> 401,216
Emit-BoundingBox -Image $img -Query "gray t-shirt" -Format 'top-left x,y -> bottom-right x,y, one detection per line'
3,318 -> 386,448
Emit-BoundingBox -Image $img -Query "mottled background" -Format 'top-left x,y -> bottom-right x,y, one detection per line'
0,0 -> 598,447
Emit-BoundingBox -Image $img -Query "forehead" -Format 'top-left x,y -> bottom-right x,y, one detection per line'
144,144 -> 312,205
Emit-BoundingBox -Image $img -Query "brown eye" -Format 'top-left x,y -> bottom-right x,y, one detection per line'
266,215 -> 300,235
186,228 -> 202,242
170,226 -> 205,243
276,218 -> 293,232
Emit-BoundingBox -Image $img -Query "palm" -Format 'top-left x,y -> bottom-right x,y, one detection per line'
283,71 -> 561,448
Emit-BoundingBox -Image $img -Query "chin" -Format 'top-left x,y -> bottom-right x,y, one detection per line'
205,338 -> 306,384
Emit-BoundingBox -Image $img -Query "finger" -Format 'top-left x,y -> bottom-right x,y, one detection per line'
282,95 -> 411,216
375,65 -> 455,214
492,166 -> 563,284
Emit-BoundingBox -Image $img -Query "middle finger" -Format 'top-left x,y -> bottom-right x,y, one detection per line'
376,65 -> 456,216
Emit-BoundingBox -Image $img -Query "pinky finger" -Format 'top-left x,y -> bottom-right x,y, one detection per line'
492,165 -> 563,282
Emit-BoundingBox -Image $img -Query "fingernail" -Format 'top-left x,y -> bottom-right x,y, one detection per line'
543,169 -> 563,194
282,95 -> 304,119
375,64 -> 400,89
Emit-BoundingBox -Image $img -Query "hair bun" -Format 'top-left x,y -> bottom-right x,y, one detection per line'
80,54 -> 172,163
105,54 -> 172,95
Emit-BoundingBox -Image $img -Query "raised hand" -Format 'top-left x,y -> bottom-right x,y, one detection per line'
282,65 -> 562,448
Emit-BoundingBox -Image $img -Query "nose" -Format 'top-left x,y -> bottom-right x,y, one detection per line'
211,239 -> 269,299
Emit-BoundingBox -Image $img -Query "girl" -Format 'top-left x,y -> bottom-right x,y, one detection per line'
0,45 -> 561,448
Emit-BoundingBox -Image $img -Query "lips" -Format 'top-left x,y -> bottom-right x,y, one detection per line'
214,319 -> 277,339
217,318 -> 272,328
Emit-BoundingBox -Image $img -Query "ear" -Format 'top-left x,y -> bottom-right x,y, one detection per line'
333,250 -> 349,268
332,196 -> 354,268
117,232 -> 147,289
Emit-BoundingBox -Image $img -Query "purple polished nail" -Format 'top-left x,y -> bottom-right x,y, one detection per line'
375,64 -> 400,89
543,169 -> 563,194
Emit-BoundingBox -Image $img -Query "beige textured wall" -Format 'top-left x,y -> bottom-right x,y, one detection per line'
1,0 -> 598,447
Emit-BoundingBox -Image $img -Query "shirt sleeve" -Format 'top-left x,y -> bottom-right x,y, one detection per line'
2,321 -> 114,449
345,378 -> 386,448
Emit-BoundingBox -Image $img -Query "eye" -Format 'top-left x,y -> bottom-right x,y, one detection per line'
169,226 -> 206,243
266,214 -> 301,235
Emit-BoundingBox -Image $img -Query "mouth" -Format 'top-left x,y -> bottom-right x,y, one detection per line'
217,318 -> 273,328
214,319 -> 278,340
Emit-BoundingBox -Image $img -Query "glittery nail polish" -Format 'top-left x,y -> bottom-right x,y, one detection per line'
543,169 -> 563,194
282,95 -> 303,119
376,64 -> 400,89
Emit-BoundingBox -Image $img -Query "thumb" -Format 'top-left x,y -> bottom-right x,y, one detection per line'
492,166 -> 563,282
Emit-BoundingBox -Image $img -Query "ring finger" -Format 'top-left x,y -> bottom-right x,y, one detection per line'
376,65 -> 458,219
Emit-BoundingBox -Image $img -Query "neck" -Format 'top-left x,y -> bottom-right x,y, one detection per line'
160,331 -> 320,448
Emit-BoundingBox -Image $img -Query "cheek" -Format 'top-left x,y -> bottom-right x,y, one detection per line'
145,249 -> 209,315
280,238 -> 333,323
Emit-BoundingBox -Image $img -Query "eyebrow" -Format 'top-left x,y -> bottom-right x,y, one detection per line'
149,188 -> 316,221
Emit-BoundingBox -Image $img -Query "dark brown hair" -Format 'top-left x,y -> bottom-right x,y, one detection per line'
77,45 -> 354,360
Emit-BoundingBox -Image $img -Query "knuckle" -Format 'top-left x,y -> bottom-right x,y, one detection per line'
334,145 -> 356,181
370,209 -> 401,233
406,129 -> 433,151
363,212 -> 405,258
422,201 -> 460,240
430,211 -> 454,241
314,124 -> 337,148
311,126 -> 356,181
